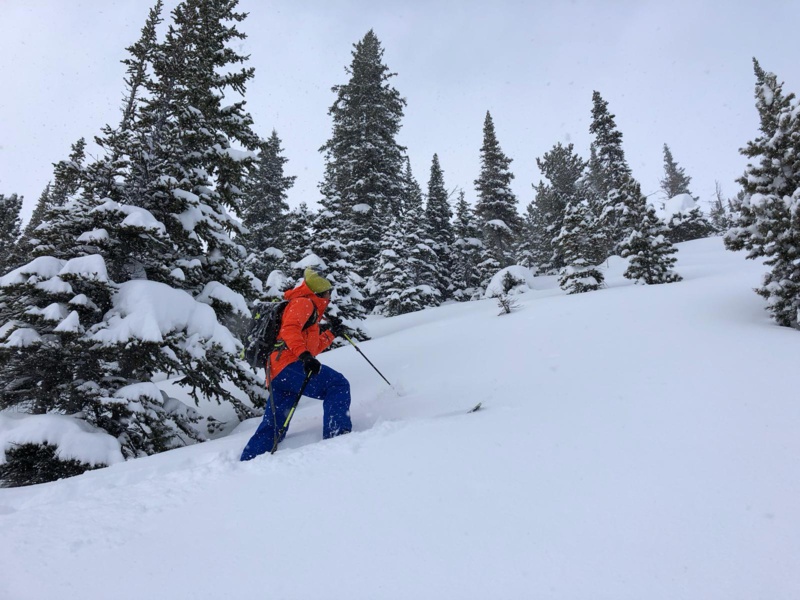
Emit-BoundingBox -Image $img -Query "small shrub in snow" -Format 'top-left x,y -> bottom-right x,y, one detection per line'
0,443 -> 102,487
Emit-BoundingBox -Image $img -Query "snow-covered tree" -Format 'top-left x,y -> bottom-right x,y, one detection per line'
617,179 -> 682,285
474,111 -> 520,267
372,216 -> 420,316
0,0 -> 270,486
318,29 -> 406,294
660,144 -> 694,200
662,194 -> 715,243
282,203 -> 314,269
451,190 -> 484,301
708,182 -> 733,234
423,154 -> 454,300
520,143 -> 587,273
0,193 -> 23,272
241,130 -> 296,285
587,91 -> 634,258
725,59 -> 800,329
555,198 -> 605,294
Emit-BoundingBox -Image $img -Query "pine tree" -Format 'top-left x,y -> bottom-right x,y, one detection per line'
474,111 -> 520,268
725,59 -> 800,328
664,205 -> 715,243
318,30 -> 406,295
372,216 -> 419,316
241,130 -> 296,286
423,154 -> 454,300
0,0 -> 270,485
522,143 -> 587,273
587,91 -> 633,258
451,190 -> 484,301
709,182 -> 732,234
22,185 -> 51,241
617,178 -> 682,284
397,158 -> 439,309
0,194 -> 23,273
515,199 -> 547,272
282,203 -> 314,269
555,198 -> 605,294
660,144 -> 694,200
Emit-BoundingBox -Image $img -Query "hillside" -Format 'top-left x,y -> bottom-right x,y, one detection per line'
1,237 -> 798,600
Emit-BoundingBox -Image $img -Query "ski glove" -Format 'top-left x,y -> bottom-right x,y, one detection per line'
298,351 -> 321,377
326,313 -> 346,337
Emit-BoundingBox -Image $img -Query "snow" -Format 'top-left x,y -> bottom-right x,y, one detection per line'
0,412 -> 124,466
292,253 -> 327,269
657,192 -> 699,219
352,203 -> 372,213
0,328 -> 41,347
0,256 -> 64,287
53,311 -> 82,333
1,238 -> 800,599
196,281 -> 250,318
93,200 -> 166,234
59,254 -> 109,282
90,280 -> 240,354
77,228 -> 110,243
483,264 -> 537,297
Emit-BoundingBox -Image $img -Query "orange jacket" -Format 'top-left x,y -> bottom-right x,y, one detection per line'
268,281 -> 334,381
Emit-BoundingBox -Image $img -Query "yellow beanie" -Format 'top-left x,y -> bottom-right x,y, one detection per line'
304,267 -> 332,294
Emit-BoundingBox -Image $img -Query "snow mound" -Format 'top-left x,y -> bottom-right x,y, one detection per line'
0,412 -> 124,466
484,265 -> 536,298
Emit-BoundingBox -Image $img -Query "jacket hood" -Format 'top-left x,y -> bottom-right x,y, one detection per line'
284,280 -> 330,312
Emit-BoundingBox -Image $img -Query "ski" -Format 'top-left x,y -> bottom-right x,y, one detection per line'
468,402 -> 482,413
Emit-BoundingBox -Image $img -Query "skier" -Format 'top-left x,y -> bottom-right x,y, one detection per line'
240,268 -> 351,460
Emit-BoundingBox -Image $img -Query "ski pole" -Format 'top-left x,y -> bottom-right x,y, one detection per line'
342,332 -> 392,387
270,371 -> 313,454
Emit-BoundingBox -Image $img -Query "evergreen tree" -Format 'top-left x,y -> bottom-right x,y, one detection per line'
617,178 -> 682,284
523,143 -> 587,273
423,154 -> 454,300
587,91 -> 634,258
0,0 -> 269,485
451,190 -> 484,301
397,158 -> 439,309
282,203 -> 314,269
660,144 -> 694,200
241,130 -> 296,285
725,59 -> 800,328
709,182 -> 733,234
555,198 -> 605,294
515,199 -> 547,272
372,216 -> 418,316
318,30 -> 406,294
664,204 -> 715,243
474,111 -> 520,267
0,193 -> 23,273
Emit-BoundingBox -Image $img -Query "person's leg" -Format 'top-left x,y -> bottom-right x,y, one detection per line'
239,363 -> 304,460
301,364 -> 352,439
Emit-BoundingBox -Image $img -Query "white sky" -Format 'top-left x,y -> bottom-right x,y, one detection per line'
1,0 -> 798,224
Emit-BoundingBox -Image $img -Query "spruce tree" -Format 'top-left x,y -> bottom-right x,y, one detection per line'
617,178 -> 682,284
523,143 -> 587,273
22,185 -> 52,240
318,30 -> 406,296
241,130 -> 296,286
587,91 -> 633,258
664,204 -> 715,243
0,193 -> 23,273
660,144 -> 694,200
451,190 -> 484,301
372,216 -> 418,316
555,199 -> 605,294
282,203 -> 314,270
725,59 -> 800,328
398,158 -> 439,309
423,154 -> 454,300
474,111 -> 520,268
515,199 -> 547,272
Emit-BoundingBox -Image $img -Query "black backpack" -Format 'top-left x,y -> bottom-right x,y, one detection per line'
242,300 -> 317,371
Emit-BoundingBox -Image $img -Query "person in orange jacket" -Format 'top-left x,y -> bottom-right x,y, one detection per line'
240,268 -> 351,460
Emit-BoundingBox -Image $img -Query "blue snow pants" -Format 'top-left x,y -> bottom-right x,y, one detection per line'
240,360 -> 352,461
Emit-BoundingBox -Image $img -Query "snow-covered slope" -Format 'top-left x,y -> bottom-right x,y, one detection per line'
2,238 -> 799,600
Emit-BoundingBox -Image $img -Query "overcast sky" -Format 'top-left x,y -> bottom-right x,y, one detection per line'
2,0 -> 798,225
